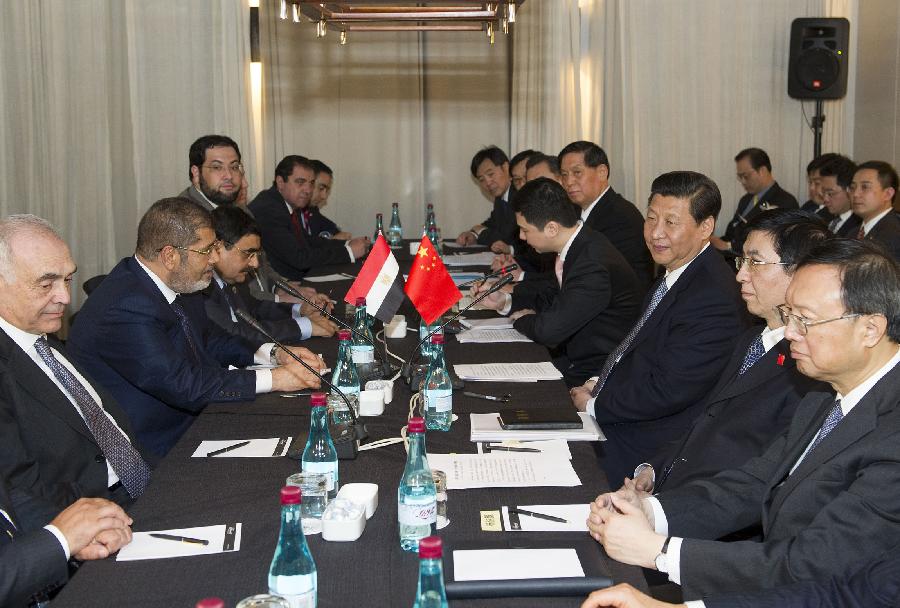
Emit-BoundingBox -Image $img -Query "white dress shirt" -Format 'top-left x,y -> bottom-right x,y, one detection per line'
580,186 -> 610,223
860,208 -> 893,236
212,273 -> 311,340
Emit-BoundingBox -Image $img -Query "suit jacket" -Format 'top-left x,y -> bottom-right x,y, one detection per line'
308,206 -> 340,238
248,186 -> 351,280
203,279 -> 302,345
511,227 -> 641,387
0,330 -> 148,511
0,482 -> 69,607
68,257 -> 257,458
705,546 -> 900,608
832,212 -> 862,238
593,245 -> 748,483
658,360 -> 900,597
653,328 -> 830,491
800,199 -> 835,223
864,211 -> 900,261
583,188 -> 655,291
476,192 -> 518,247
723,182 -> 799,253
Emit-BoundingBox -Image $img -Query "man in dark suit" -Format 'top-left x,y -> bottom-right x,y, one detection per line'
570,171 -> 747,483
68,198 -> 322,457
308,159 -> 351,240
456,146 -> 518,253
712,148 -> 799,256
800,154 -> 837,222
248,155 -> 369,280
476,178 -> 641,387
559,141 -> 654,289
1,479 -> 132,607
631,210 -> 831,493
205,206 -> 336,344
851,160 -> 900,260
588,239 -> 900,597
818,154 -> 861,237
178,134 -> 244,211
0,215 -> 152,510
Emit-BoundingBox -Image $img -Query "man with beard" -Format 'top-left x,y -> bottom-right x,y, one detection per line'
180,134 -> 244,210
68,198 -> 323,457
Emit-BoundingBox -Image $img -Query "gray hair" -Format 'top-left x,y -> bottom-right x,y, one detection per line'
0,215 -> 63,281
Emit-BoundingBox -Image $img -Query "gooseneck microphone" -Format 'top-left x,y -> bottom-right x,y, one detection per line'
234,309 -> 366,460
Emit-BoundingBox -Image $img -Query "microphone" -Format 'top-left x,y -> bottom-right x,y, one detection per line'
234,309 -> 367,460
402,272 -> 516,389
455,264 -> 519,289
274,279 -> 397,378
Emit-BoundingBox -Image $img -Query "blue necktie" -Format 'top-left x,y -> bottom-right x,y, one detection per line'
34,337 -> 150,498
171,296 -> 201,363
738,334 -> 765,375
806,399 -> 844,455
592,279 -> 669,397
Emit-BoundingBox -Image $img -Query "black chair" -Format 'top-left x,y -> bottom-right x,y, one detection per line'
82,274 -> 107,296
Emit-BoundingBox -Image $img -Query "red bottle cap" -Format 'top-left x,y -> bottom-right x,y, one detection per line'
430,333 -> 444,345
407,417 -> 425,433
355,297 -> 367,306
338,329 -> 351,341
280,485 -> 302,505
195,599 -> 225,608
310,393 -> 327,407
418,536 -> 442,558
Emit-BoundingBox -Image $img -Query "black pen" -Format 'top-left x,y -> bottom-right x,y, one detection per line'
206,441 -> 251,457
510,508 -> 568,523
149,533 -> 210,546
487,445 -> 541,453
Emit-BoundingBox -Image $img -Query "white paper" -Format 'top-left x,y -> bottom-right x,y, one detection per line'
442,252 -> 496,267
426,453 -> 580,489
470,413 -> 605,442
443,241 -> 483,250
501,504 -> 591,532
448,272 -> 484,286
456,328 -> 532,344
459,317 -> 515,330
117,524 -> 241,561
302,273 -> 354,282
476,439 -> 572,460
453,362 -> 563,382
453,548 -> 584,581
191,438 -> 290,458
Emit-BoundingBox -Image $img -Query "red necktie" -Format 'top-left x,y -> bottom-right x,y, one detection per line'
290,209 -> 304,241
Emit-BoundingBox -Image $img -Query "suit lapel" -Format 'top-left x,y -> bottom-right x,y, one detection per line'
714,338 -> 793,403
560,228 -> 589,284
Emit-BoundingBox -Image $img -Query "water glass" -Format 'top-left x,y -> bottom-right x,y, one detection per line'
432,469 -> 449,529
286,472 -> 330,534
236,595 -> 290,608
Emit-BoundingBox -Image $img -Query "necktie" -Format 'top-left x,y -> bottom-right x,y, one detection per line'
591,279 -> 669,397
554,254 -> 564,287
171,296 -> 200,363
828,217 -> 840,233
741,194 -> 759,218
302,209 -> 313,235
806,399 -> 844,455
857,225 -> 866,240
738,334 -> 765,375
33,337 -> 150,498
290,209 -> 304,241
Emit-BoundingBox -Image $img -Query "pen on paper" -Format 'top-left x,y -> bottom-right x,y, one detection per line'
487,445 -> 541,453
510,508 -> 568,523
149,533 -> 210,546
206,441 -> 251,457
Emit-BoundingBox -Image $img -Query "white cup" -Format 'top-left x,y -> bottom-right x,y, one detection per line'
359,389 -> 385,416
409,241 -> 420,255
385,315 -> 407,338
365,379 -> 393,404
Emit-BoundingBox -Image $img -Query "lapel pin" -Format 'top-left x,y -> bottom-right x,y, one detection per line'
776,353 -> 786,366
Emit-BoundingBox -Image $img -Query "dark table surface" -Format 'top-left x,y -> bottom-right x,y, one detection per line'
55,266 -> 647,608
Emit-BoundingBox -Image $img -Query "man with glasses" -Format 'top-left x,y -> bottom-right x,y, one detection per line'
817,154 -> 861,237
69,198 -> 324,457
180,135 -> 244,210
587,238 -> 900,598
204,206 -> 336,344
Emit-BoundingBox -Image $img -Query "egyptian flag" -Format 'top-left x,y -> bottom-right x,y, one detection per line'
405,234 -> 462,324
344,234 -> 405,322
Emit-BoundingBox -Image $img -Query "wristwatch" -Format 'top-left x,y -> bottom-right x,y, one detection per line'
269,344 -> 280,366
654,536 -> 672,573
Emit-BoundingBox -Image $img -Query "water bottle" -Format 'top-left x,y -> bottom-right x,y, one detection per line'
373,213 -> 384,243
268,486 -> 317,608
423,334 -> 452,431
398,417 -> 437,552
412,536 -> 449,608
387,202 -> 403,246
418,317 -> 443,362
426,205 -> 442,256
329,329 -> 360,425
301,393 -> 339,499
350,297 -> 378,382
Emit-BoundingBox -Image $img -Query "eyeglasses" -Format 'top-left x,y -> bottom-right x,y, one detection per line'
202,162 -> 243,175
225,242 -> 261,260
776,304 -> 862,336
821,187 -> 846,199
173,241 -> 220,256
734,257 -> 789,271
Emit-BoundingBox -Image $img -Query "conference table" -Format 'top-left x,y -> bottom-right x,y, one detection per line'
55,250 -> 648,607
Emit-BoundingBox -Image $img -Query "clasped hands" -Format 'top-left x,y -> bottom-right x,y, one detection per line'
271,346 -> 324,391
51,497 -> 133,561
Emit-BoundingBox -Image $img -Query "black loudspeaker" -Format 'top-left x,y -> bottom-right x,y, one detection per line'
788,17 -> 850,100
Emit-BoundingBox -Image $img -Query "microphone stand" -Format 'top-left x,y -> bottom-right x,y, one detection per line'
454,264 -> 519,290
234,309 -> 366,460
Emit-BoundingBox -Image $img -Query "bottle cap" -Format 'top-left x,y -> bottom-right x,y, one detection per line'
407,417 -> 425,433
377,213 -> 383,218
338,329 -> 351,341
418,536 -> 442,558
392,202 -> 399,207
310,392 -> 327,407
195,599 -> 225,608
430,333 -> 444,345
355,297 -> 366,306
280,485 -> 302,505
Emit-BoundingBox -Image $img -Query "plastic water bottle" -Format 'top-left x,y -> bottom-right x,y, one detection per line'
412,536 -> 449,608
268,486 -> 317,608
373,213 -> 384,243
329,329 -> 360,425
418,317 -> 443,362
423,334 -> 452,431
301,393 -> 339,499
398,417 -> 437,552
350,297 -> 378,382
426,204 -> 442,256
387,202 -> 403,246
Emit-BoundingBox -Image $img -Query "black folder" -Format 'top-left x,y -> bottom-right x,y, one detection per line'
498,406 -> 584,430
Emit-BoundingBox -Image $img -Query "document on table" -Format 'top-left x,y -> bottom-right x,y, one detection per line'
452,548 -> 584,581
442,252 -> 496,267
459,317 -> 514,330
449,272 -> 484,286
443,241 -> 484,250
476,439 -> 572,460
191,438 -> 291,458
427,453 -> 580,489
456,329 -> 532,344
501,504 -> 590,532
453,361 -> 563,382
117,524 -> 241,561
302,272 -> 354,282
470,413 -> 605,442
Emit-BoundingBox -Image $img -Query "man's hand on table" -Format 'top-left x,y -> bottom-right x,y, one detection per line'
52,497 -> 133,560
348,236 -> 370,258
587,494 -> 664,570
509,308 -> 535,321
272,346 -> 323,391
581,584 -> 686,608
490,240 -> 511,254
309,314 -> 337,337
456,229 -> 481,245
570,382 -> 593,412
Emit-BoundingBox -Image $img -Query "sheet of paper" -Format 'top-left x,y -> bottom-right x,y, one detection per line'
452,548 -> 584,581
470,413 -> 605,442
302,273 -> 354,282
459,317 -> 515,330
427,453 -> 580,489
442,252 -> 496,267
476,439 -> 572,460
453,361 -> 563,382
448,272 -> 484,286
443,241 -> 484,250
117,524 -> 241,561
501,504 -> 590,532
191,438 -> 291,458
456,329 -> 532,344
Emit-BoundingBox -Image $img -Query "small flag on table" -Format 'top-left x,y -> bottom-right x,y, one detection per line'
344,234 -> 405,323
405,235 -> 462,324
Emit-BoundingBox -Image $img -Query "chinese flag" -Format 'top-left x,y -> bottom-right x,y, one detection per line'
404,235 -> 462,324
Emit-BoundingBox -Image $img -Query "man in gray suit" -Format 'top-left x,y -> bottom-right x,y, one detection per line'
587,239 -> 900,597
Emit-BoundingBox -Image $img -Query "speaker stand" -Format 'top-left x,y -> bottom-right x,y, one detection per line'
812,100 -> 825,158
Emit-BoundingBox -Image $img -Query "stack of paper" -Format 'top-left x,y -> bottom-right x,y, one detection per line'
442,252 -> 497,267
453,362 -> 563,382
427,452 -> 581,489
456,329 -> 532,344
470,413 -> 605,442
452,548 -> 584,581
459,317 -> 514,330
